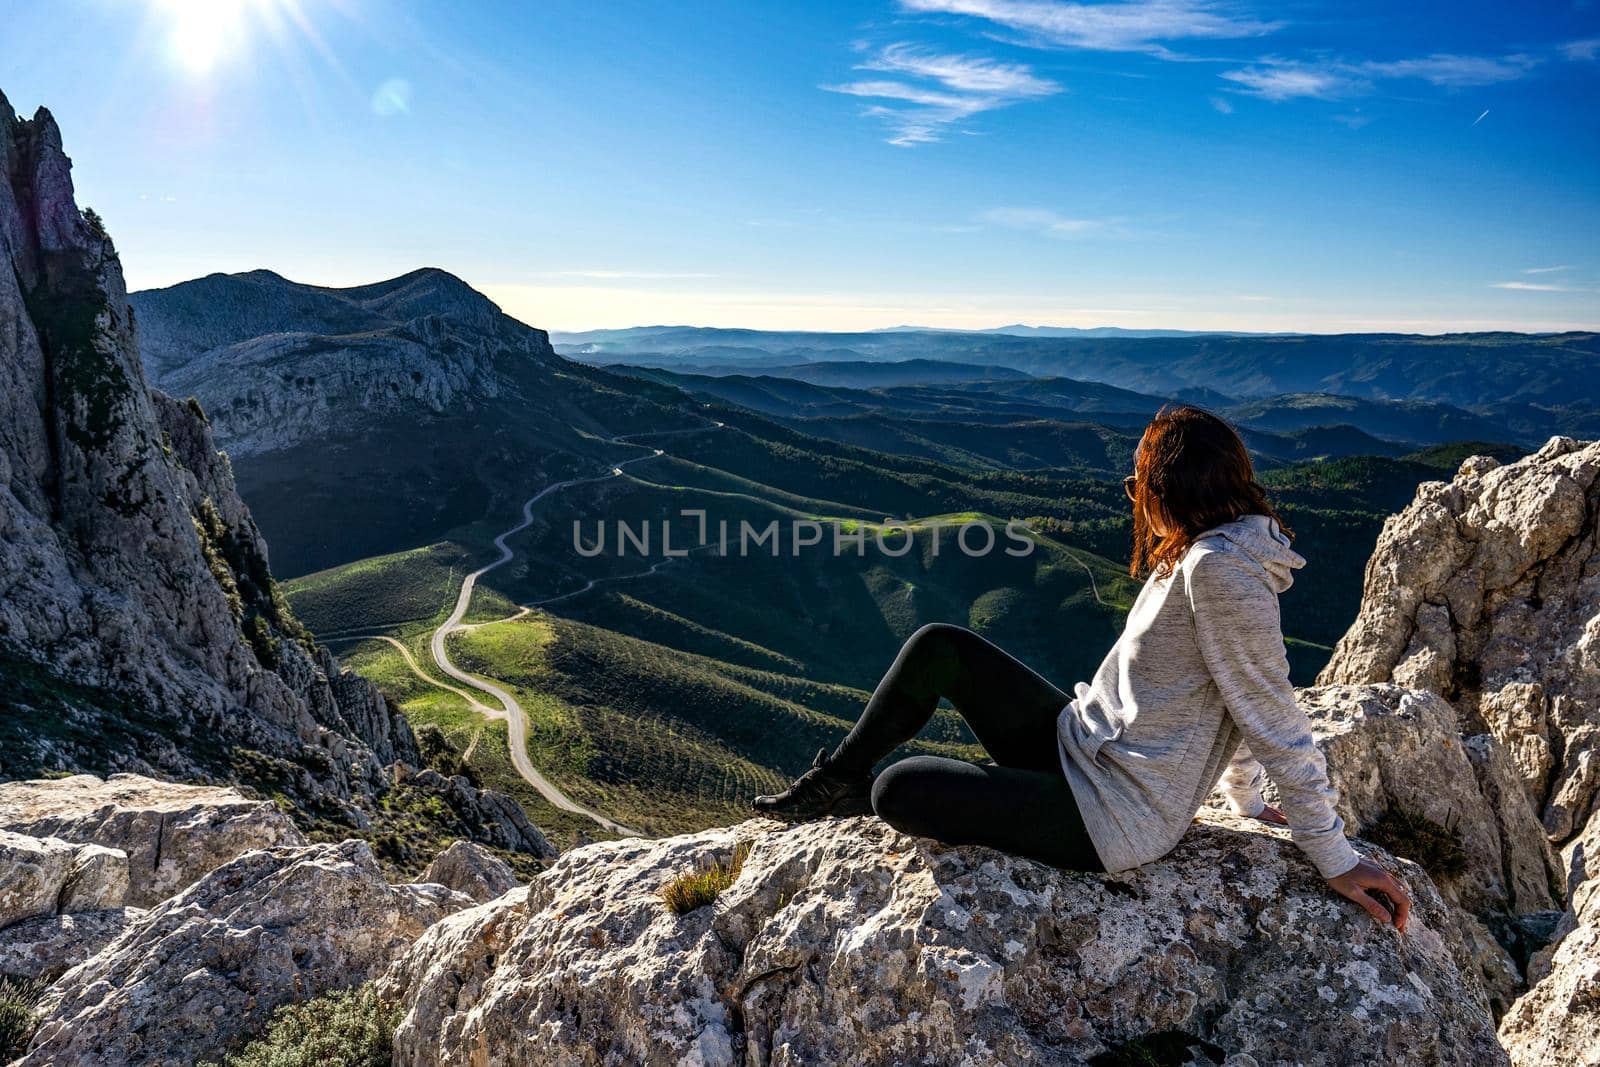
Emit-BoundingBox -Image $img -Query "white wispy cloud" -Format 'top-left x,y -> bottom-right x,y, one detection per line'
1491,281 -> 1585,292
861,42 -> 1061,95
824,43 -> 1062,145
1363,53 -> 1538,87
981,207 -> 1111,237
1524,265 -> 1573,274
1220,62 -> 1361,100
1560,37 -> 1600,62
897,0 -> 1280,56
1208,94 -> 1233,113
1219,51 -> 1538,101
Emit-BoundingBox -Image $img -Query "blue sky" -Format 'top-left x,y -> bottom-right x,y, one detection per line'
4,0 -> 1598,332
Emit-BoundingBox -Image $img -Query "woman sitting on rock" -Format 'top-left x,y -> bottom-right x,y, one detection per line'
754,404 -> 1411,930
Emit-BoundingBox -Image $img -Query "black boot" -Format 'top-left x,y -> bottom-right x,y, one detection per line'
752,748 -> 872,821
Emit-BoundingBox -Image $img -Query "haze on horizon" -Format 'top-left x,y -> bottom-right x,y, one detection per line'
4,0 -> 1598,334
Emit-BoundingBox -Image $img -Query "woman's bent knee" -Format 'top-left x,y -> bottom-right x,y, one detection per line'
900,622 -> 969,665
870,756 -> 944,830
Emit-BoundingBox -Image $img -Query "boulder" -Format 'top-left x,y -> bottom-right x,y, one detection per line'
0,830 -> 127,929
0,773 -> 303,907
1318,438 -> 1600,844
384,814 -> 1505,1067
19,839 -> 473,1067
0,908 -> 143,983
419,840 -> 520,904
1299,684 -> 1559,919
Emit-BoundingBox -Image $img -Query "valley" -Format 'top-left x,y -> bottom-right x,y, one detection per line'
120,268 -> 1546,843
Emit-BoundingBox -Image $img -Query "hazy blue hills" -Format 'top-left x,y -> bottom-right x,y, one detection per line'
555,325 -> 1599,442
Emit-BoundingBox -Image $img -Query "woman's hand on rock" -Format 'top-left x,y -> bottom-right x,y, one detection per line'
1327,858 -> 1411,932
1252,804 -> 1288,826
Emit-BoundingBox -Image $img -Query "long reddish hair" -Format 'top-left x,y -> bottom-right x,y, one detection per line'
1129,405 -> 1292,580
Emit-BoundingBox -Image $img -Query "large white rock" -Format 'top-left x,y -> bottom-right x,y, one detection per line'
384,814 -> 1505,1067
0,773 -> 303,907
1300,684 -> 1559,919
1318,438 -> 1600,843
19,839 -> 473,1067
0,830 -> 127,930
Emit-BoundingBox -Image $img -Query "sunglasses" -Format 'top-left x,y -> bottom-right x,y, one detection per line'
1123,475 -> 1137,502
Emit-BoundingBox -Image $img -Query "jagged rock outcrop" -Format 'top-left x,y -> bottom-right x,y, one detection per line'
384,813 -> 1505,1067
20,839 -> 474,1067
0,773 -> 304,906
1301,684 -> 1559,919
0,830 -> 126,928
419,840 -> 520,904
1318,437 -> 1600,843
0,91 -> 425,813
397,766 -> 558,860
1320,440 -> 1600,1063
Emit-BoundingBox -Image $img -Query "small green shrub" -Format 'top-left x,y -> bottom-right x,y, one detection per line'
0,976 -> 45,1059
1364,805 -> 1469,880
81,206 -> 108,240
661,841 -> 751,915
201,984 -> 399,1067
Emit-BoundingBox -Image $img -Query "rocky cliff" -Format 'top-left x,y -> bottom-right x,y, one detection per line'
0,93 -> 552,881
1318,438 -> 1600,1065
0,91 -> 416,812
383,809 -> 1504,1067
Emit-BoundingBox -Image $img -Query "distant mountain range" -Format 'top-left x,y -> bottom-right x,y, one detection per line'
875,324 -> 1287,338
552,325 -> 1600,445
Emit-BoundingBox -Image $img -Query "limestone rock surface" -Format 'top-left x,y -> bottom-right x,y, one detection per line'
20,839 -> 472,1067
0,907 -> 142,983
1498,807 -> 1600,1067
385,814 -> 1505,1067
1318,438 -> 1600,843
0,773 -> 303,907
419,840 -> 520,904
1298,684 -> 1559,919
0,830 -> 127,930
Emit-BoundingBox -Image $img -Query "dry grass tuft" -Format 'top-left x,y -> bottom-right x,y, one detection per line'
661,840 -> 752,915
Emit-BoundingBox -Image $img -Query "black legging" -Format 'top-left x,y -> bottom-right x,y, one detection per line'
829,623 -> 1104,871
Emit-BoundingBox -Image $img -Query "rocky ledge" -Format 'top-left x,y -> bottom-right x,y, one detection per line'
383,813 -> 1504,1067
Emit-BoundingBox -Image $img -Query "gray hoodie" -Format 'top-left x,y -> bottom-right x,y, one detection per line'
1056,514 -> 1361,879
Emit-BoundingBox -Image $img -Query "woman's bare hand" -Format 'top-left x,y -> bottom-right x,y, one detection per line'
1327,858 -> 1411,932
1253,803 -> 1288,826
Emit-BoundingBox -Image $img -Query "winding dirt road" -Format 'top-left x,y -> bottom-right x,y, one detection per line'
328,417 -> 1113,834
419,424 -> 724,835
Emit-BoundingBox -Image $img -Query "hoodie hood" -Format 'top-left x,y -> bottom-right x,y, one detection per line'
1195,513 -> 1305,593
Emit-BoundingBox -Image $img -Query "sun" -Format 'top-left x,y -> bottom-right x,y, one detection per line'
154,0 -> 308,77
